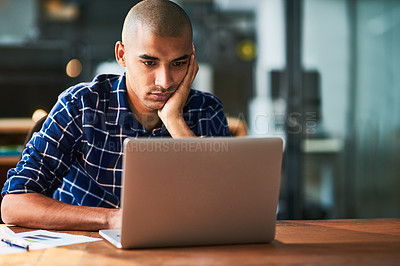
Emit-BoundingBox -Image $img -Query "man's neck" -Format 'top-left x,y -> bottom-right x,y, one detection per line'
136,111 -> 162,132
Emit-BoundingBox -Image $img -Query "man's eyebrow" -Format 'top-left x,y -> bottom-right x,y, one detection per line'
172,54 -> 190,61
138,54 -> 190,61
138,54 -> 159,60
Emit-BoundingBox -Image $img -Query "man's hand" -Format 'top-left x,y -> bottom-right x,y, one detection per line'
157,44 -> 199,138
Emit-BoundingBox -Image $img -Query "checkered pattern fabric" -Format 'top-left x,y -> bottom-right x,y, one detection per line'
2,74 -> 230,208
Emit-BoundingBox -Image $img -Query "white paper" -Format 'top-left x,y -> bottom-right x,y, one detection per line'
0,226 -> 101,255
0,226 -> 27,255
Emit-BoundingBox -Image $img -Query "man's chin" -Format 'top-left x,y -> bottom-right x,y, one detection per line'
144,101 -> 166,111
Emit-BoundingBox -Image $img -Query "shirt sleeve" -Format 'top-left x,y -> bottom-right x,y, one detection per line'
1,90 -> 83,198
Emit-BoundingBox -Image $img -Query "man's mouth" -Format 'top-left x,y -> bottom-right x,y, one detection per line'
150,92 -> 173,101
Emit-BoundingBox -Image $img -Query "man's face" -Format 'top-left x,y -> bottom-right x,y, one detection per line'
120,27 -> 192,112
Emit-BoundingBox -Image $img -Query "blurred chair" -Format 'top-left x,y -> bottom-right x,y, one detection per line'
226,116 -> 248,137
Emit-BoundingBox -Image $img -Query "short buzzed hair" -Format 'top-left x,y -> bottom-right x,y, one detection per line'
122,0 -> 193,43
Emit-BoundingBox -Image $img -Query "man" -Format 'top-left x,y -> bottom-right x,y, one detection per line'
1,0 -> 230,231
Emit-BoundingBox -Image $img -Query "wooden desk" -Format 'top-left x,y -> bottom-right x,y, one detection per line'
0,219 -> 399,265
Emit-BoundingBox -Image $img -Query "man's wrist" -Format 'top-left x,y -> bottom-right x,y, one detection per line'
105,208 -> 122,229
160,114 -> 195,138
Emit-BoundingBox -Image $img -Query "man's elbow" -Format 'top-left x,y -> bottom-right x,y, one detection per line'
1,194 -> 22,225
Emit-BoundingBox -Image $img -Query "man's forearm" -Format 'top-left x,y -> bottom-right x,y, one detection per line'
1,193 -> 121,231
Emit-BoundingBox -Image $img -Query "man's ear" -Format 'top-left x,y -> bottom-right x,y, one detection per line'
115,41 -> 126,67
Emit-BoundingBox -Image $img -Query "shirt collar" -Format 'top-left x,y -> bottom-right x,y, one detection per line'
104,74 -> 151,135
105,74 -> 133,126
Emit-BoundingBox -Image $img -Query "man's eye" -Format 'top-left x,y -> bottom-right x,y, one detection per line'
173,61 -> 187,67
143,61 -> 156,66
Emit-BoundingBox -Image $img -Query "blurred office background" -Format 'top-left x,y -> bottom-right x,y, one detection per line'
0,0 -> 399,219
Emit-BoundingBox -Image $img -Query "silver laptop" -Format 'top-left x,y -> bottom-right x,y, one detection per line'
100,137 -> 283,249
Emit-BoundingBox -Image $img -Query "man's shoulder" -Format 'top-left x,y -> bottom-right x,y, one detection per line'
186,89 -> 223,110
59,74 -> 123,102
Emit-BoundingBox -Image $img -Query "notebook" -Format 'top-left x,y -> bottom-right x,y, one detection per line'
100,137 -> 283,249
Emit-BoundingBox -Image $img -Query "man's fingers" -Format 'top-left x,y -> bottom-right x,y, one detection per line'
179,54 -> 196,90
187,54 -> 198,86
191,55 -> 199,85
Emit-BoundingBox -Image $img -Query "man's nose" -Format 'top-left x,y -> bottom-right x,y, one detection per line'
154,66 -> 174,89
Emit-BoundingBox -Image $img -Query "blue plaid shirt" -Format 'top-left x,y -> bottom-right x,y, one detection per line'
2,74 -> 230,208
